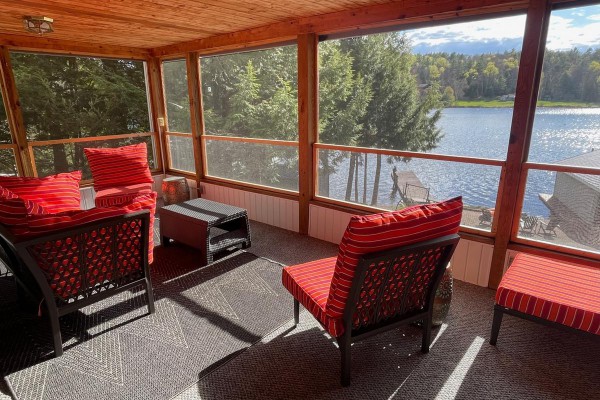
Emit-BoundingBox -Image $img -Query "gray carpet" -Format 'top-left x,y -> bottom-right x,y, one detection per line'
176,280 -> 600,400
2,221 -> 599,400
0,245 -> 295,400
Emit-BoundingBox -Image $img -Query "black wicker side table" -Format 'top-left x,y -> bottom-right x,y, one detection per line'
160,198 -> 251,264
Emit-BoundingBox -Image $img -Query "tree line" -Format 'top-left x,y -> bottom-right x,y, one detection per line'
414,48 -> 600,104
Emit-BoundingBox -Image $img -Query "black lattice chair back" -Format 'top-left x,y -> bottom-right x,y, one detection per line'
24,216 -> 147,306
350,240 -> 453,332
335,234 -> 459,386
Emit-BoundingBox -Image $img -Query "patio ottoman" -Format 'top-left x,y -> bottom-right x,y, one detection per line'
491,253 -> 600,344
160,198 -> 251,265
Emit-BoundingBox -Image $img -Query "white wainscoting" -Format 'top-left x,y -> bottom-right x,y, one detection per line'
80,186 -> 96,210
308,204 -> 352,244
451,239 -> 494,287
199,182 -> 300,232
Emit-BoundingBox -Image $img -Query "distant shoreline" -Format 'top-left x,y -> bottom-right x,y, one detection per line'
449,100 -> 600,108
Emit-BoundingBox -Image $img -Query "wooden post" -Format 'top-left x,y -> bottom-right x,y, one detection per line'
186,52 -> 206,183
145,56 -> 167,174
488,0 -> 552,289
297,33 -> 318,235
0,47 -> 35,176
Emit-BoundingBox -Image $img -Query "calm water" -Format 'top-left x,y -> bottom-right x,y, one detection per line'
324,107 -> 600,216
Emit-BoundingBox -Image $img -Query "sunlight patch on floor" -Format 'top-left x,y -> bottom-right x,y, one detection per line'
435,336 -> 485,400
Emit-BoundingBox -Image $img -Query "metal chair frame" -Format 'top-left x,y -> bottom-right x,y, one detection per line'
293,234 -> 460,386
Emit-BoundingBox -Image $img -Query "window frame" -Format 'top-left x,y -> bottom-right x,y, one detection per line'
5,50 -> 160,180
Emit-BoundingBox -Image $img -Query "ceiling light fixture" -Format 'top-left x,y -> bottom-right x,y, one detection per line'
23,16 -> 54,35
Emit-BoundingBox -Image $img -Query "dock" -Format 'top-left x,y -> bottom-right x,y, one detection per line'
392,169 -> 431,205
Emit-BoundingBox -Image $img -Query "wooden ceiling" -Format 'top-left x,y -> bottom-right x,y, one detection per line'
0,0 -> 395,49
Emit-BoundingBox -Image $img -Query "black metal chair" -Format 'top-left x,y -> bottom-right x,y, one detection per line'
285,234 -> 460,386
0,211 -> 155,357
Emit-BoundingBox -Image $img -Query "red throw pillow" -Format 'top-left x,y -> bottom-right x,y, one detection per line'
326,196 -> 463,321
84,143 -> 153,191
0,171 -> 81,214
0,186 -> 46,234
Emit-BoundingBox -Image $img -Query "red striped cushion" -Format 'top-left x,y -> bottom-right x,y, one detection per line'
282,257 -> 336,329
24,195 -> 156,300
15,192 -> 157,264
84,144 -> 153,191
0,186 -> 47,234
496,253 -> 600,335
325,196 -> 463,336
0,171 -> 82,214
95,183 -> 153,208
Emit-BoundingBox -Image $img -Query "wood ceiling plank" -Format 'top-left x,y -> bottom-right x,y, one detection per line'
153,0 -> 530,56
0,0 -> 431,49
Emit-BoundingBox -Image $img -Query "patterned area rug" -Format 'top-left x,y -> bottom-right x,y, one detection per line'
0,246 -> 293,400
176,281 -> 600,400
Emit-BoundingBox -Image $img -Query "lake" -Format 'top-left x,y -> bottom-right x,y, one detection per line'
323,107 -> 600,217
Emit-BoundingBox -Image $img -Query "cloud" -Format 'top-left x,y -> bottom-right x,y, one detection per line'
404,8 -> 600,53
406,15 -> 526,49
546,15 -> 600,50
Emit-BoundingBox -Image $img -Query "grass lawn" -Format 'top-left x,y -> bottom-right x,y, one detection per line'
450,100 -> 600,108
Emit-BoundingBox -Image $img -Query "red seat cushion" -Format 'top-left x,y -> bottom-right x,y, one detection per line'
0,171 -> 82,213
13,192 -> 158,300
282,257 -> 337,329
95,183 -> 153,208
325,196 -> 463,336
496,253 -> 600,335
84,143 -> 153,191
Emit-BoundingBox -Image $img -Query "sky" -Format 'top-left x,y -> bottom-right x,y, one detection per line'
406,4 -> 600,54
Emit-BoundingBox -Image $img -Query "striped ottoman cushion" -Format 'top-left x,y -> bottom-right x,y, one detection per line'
84,143 -> 153,191
496,253 -> 600,335
95,183 -> 153,208
282,257 -> 337,331
0,171 -> 82,213
325,196 -> 463,336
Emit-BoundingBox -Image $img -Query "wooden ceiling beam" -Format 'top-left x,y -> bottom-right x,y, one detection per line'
152,0 -> 530,57
0,34 -> 150,59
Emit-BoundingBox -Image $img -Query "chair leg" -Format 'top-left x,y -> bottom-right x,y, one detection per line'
490,306 -> 503,346
145,277 -> 156,315
293,298 -> 299,327
421,314 -> 432,353
338,335 -> 352,386
47,306 -> 63,357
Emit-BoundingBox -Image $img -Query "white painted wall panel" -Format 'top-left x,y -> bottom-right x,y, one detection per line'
200,182 -> 300,232
451,240 -> 469,282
